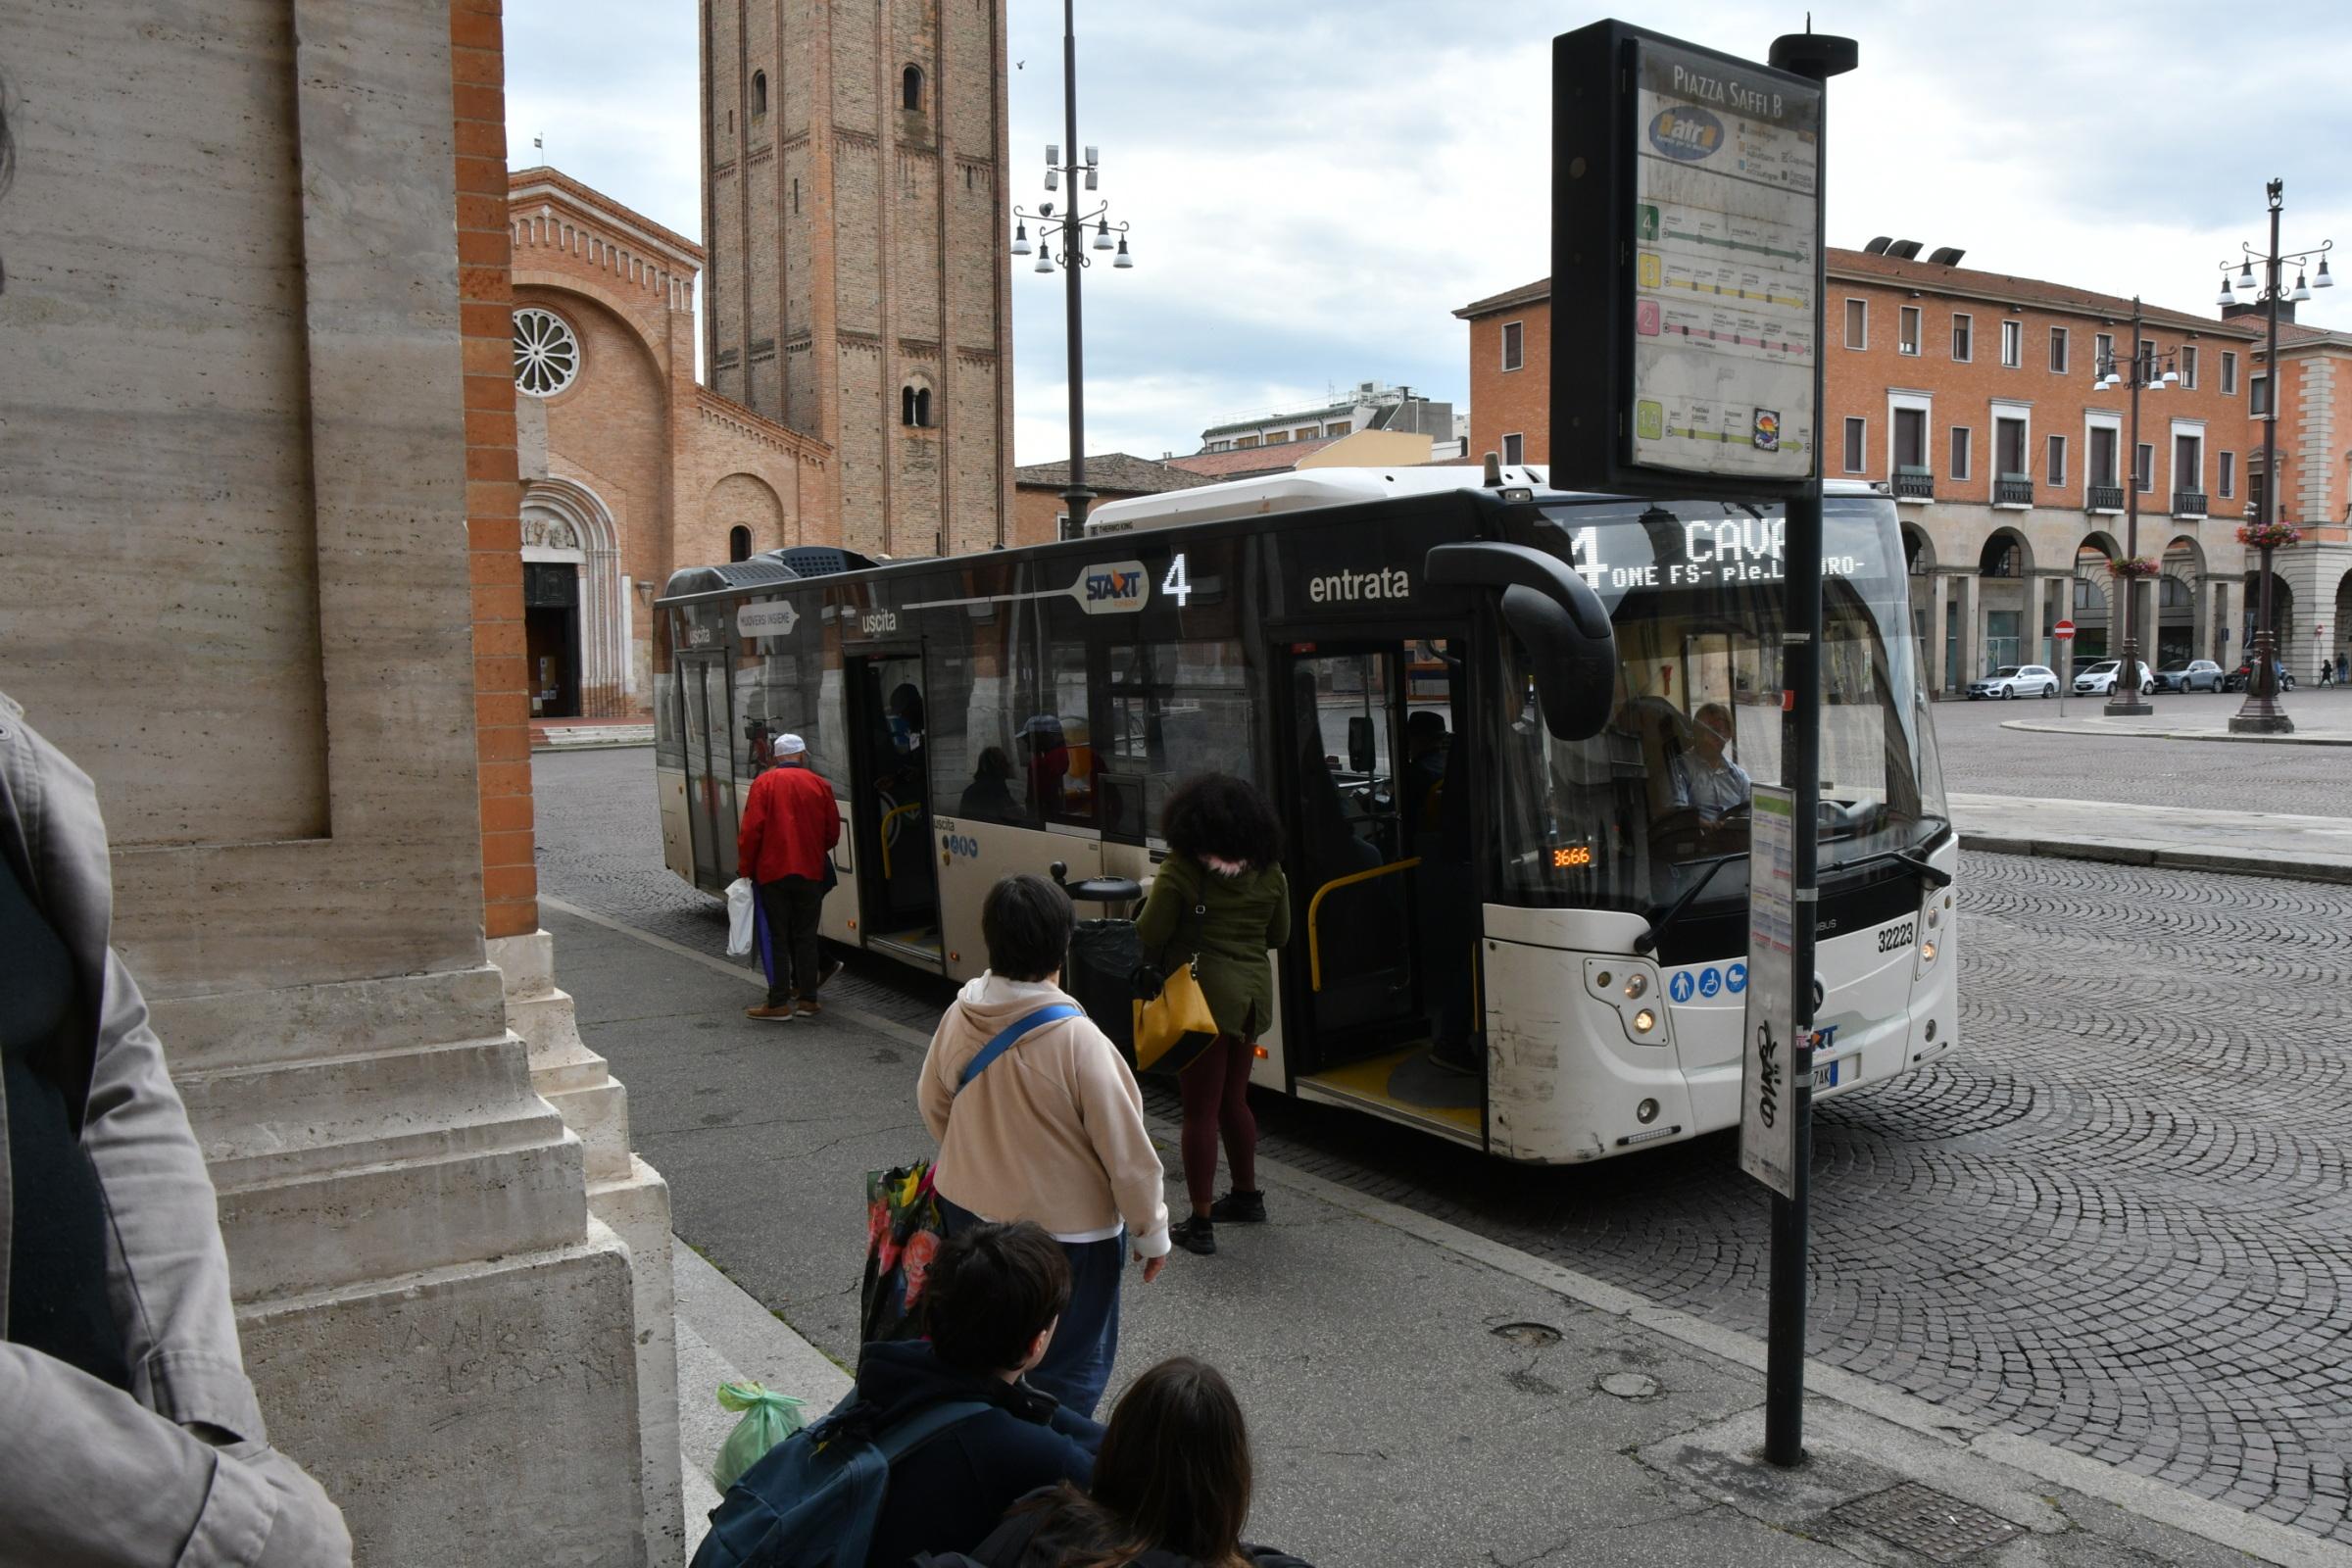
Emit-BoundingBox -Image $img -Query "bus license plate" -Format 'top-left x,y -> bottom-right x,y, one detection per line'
1810,1057 -> 1842,1090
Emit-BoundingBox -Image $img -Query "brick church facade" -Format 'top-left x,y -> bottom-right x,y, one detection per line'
701,0 -> 1015,559
509,167 -> 829,720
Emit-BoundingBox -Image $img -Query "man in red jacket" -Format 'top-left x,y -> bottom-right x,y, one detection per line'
738,733 -> 844,1020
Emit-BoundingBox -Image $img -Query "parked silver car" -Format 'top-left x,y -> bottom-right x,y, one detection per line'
2071,659 -> 2157,695
1967,663 -> 2060,700
2153,659 -> 2225,693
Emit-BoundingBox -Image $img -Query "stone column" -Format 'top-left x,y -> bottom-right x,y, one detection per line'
0,8 -> 649,1563
2212,578 -> 2231,663
1956,572 -> 1983,687
1926,570 -> 1952,695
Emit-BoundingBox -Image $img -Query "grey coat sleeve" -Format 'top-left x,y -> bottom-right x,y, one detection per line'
0,713 -> 351,1565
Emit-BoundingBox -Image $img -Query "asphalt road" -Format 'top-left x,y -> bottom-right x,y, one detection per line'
533,733 -> 2352,1544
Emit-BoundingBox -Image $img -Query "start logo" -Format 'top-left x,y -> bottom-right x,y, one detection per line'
1076,560 -> 1151,614
1648,106 -> 1723,162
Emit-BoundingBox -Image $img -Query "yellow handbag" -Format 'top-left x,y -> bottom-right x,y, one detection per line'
1132,901 -> 1220,1076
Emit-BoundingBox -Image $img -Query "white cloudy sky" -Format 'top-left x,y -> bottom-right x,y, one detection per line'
507,1 -> 2352,466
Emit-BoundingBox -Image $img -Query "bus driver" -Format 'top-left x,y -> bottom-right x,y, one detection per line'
1669,702 -> 1751,826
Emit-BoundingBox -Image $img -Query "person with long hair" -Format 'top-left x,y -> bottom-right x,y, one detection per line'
946,1356 -> 1313,1568
1133,774 -> 1290,1256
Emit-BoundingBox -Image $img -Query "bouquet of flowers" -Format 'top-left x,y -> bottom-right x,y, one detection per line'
2236,520 -> 2302,550
2105,557 -> 2162,579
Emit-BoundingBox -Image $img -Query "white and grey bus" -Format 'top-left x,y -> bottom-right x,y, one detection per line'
653,467 -> 1957,1162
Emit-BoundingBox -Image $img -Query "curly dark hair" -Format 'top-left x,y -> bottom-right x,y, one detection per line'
1159,772 -> 1282,871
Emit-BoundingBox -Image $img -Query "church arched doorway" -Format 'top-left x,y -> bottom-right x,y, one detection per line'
522,478 -> 626,719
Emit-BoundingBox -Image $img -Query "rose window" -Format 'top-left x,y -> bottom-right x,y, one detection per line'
513,307 -> 580,397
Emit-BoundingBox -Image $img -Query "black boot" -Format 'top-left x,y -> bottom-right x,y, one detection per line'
1170,1215 -> 1216,1255
1209,1189 -> 1266,1224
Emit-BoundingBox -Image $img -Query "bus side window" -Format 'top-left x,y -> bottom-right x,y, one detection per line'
1024,633 -> 1096,828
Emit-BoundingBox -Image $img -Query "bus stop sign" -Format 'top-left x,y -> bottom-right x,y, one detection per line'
1551,22 -> 1823,500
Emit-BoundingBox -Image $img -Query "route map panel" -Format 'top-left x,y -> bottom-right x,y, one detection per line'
1630,39 -> 1820,482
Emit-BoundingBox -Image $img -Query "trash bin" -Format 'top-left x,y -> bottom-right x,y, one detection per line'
1066,917 -> 1142,1072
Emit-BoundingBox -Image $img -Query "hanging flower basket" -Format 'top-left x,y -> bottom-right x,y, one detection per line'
2106,557 -> 2162,580
2236,520 -> 2302,551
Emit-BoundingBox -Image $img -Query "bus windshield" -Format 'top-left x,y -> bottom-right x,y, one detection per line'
1496,494 -> 1946,913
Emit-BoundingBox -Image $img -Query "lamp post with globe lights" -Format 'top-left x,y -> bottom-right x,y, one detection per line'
1010,0 -> 1135,541
2220,178 -> 2331,734
2093,297 -> 2179,716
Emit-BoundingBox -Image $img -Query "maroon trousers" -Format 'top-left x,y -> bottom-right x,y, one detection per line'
1176,1032 -> 1259,1213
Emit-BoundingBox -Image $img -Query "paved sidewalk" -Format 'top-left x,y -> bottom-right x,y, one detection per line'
1998,705 -> 2352,747
1952,792 -> 2352,884
563,905 -> 2350,1568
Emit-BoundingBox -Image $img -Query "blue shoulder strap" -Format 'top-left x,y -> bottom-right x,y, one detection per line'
872,1397 -> 994,1462
956,1004 -> 1083,1094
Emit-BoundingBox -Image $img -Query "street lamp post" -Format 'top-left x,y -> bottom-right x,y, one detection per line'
2221,178 -> 2332,735
2093,298 -> 2178,716
1010,0 -> 1135,542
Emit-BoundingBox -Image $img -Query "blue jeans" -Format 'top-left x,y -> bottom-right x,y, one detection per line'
938,1195 -> 1124,1420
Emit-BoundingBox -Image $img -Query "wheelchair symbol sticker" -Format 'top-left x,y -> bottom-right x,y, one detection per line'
1668,971 -> 1695,1004
1727,962 -> 1748,994
1697,967 -> 1722,999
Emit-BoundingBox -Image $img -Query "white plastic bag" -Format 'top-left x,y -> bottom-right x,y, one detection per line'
725,877 -> 757,957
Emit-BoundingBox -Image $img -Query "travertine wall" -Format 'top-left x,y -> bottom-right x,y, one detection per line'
0,3 -> 650,1561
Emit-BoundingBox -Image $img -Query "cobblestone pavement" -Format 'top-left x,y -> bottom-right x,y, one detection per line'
1932,685 -> 2352,815
535,748 -> 2352,1544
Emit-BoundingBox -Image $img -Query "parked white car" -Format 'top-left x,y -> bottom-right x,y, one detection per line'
1967,664 -> 2060,700
2071,660 -> 2157,695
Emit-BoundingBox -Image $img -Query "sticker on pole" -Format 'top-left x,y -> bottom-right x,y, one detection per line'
1740,783 -> 1798,1198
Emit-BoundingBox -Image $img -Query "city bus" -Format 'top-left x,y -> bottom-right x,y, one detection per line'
652,466 -> 1957,1162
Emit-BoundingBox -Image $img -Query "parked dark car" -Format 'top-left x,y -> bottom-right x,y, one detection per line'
2221,660 -> 2295,693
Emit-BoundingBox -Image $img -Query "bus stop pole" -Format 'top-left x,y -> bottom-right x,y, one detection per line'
1765,26 -> 1856,1469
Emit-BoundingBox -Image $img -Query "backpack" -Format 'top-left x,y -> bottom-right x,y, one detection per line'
692,1396 -> 994,1568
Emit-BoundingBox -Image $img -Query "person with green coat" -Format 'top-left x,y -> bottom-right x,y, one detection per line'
1134,774 -> 1291,1255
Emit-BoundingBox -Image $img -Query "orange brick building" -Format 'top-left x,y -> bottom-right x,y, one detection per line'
1457,252 -> 2352,689
508,167 -> 830,720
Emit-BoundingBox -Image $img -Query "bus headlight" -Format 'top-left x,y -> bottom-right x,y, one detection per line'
1623,974 -> 1648,1000
1632,1008 -> 1657,1035
1637,1098 -> 1659,1124
1920,939 -> 1936,962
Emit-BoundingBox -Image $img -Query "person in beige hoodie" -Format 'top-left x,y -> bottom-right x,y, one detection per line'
919,874 -> 1171,1419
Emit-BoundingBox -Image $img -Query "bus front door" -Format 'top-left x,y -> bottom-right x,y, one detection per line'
847,652 -> 944,966
678,650 -> 739,892
1282,639 -> 1482,1146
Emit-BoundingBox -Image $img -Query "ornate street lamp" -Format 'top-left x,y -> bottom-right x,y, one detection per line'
2219,178 -> 2332,734
1011,0 -> 1137,542
2091,298 -> 2178,716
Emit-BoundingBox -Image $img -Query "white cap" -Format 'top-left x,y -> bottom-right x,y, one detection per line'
775,733 -> 807,757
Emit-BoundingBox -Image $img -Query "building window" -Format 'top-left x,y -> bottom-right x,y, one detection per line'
1949,425 -> 1973,482
2180,344 -> 2198,389
1898,306 -> 1921,356
2089,426 -> 2120,488
2250,372 -> 2272,416
1842,416 -> 1866,473
752,70 -> 767,117
792,177 -> 800,214
2000,318 -> 2022,368
1995,415 -> 2027,477
1893,406 -> 1928,469
1501,433 -> 1525,466
901,384 -> 932,426
1500,320 -> 1525,370
2049,326 -> 2070,373
2094,332 -> 2114,380
729,526 -> 752,563
1950,313 -> 1973,362
2175,432 -> 2203,491
1236,435 -> 1258,449
1843,298 -> 1866,349
902,65 -> 925,113
2220,451 -> 2235,498
2046,433 -> 2067,487
2222,351 -> 2238,394
2134,442 -> 2154,493
1325,421 -> 1350,436
512,307 -> 581,398
1266,430 -> 1291,445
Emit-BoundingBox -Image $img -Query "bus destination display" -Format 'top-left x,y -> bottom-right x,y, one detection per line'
1628,39 -> 1820,483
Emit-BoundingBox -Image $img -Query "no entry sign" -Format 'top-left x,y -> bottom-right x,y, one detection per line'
2054,619 -> 2077,641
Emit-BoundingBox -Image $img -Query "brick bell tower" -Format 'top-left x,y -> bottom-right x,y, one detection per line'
702,0 -> 1014,559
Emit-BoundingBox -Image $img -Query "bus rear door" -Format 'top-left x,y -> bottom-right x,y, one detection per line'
844,650 -> 945,968
676,649 -> 738,893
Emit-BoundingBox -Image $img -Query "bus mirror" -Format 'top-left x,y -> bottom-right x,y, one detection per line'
1348,714 -> 1377,773
1424,542 -> 1617,743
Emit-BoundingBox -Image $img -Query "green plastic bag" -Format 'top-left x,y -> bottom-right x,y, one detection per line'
710,1381 -> 809,1493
